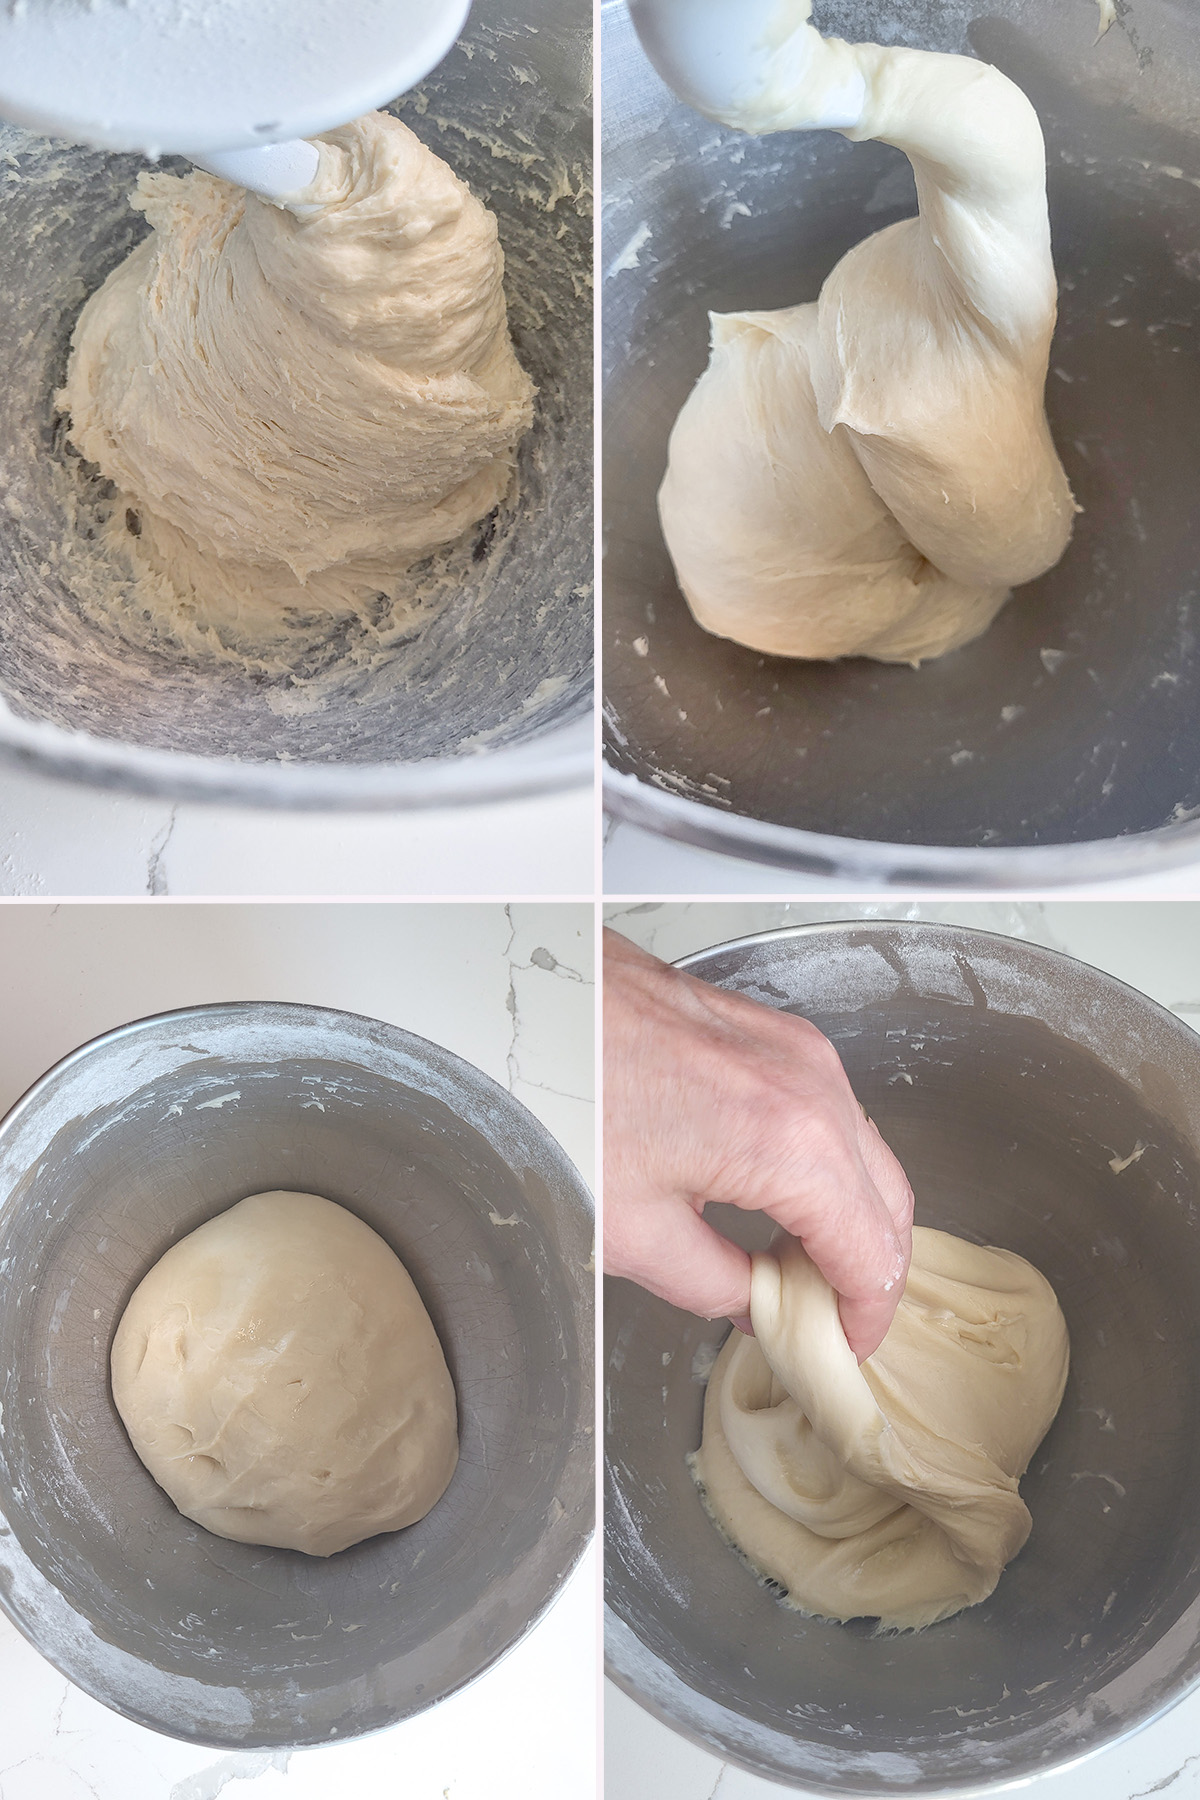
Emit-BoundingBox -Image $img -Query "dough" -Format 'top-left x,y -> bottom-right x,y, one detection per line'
657,4 -> 1076,664
59,112 -> 534,635
693,1226 -> 1069,1628
111,1191 -> 458,1556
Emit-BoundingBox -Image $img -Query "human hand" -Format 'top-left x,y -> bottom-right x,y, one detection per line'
603,928 -> 913,1360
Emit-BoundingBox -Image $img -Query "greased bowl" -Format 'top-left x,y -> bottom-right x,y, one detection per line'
603,0 -> 1200,885
606,921 -> 1200,1791
0,1001 -> 593,1746
0,0 -> 592,809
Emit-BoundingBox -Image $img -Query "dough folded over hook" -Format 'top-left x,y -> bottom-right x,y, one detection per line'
658,14 -> 1075,664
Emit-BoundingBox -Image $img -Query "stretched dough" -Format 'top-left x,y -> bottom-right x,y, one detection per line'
658,5 -> 1075,664
111,1191 -> 458,1557
60,112 -> 534,633
693,1226 -> 1069,1628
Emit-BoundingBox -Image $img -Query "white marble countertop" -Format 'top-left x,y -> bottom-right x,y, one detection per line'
0,900 -> 596,1800
603,899 -> 1200,1800
0,762 -> 595,898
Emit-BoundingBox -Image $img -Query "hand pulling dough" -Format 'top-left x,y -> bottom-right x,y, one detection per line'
657,3 -> 1075,664
59,112 -> 534,633
693,1226 -> 1069,1628
111,1191 -> 458,1557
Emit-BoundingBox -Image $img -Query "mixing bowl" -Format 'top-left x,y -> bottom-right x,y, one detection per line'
603,0 -> 1200,885
0,0 -> 591,810
0,1002 -> 593,1747
605,921 -> 1200,1792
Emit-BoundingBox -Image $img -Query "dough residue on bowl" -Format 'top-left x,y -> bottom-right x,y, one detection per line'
111,1190 -> 458,1557
692,1225 -> 1069,1629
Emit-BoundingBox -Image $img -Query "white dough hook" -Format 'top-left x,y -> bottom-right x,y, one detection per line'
0,0 -> 472,201
627,0 -> 865,132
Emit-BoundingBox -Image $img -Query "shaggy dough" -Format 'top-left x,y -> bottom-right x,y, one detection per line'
658,4 -> 1076,664
693,1226 -> 1069,1628
59,111 -> 534,633
111,1191 -> 458,1556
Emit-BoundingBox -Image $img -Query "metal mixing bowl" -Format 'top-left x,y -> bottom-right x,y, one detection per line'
606,921 -> 1200,1793
603,0 -> 1200,885
0,0 -> 592,809
0,1002 -> 593,1747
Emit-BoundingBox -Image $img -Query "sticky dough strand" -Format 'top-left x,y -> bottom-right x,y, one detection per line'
58,112 -> 535,633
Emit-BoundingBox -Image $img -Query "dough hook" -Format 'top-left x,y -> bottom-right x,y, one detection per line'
627,0 -> 866,130
0,0 -> 472,200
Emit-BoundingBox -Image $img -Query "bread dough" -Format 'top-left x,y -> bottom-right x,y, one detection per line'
693,1226 -> 1069,1628
111,1191 -> 458,1556
59,111 -> 534,636
657,4 -> 1076,664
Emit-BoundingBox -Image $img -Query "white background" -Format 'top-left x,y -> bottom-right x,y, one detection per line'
0,765 -> 593,899
0,900 -> 596,1800
603,899 -> 1200,1800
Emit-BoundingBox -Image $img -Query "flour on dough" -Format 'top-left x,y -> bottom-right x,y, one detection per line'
658,4 -> 1075,664
111,1190 -> 459,1557
693,1226 -> 1069,1628
58,111 -> 534,643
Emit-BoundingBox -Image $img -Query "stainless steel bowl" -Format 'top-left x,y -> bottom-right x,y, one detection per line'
606,921 -> 1200,1792
0,0 -> 592,809
603,0 -> 1200,885
0,1002 -> 593,1747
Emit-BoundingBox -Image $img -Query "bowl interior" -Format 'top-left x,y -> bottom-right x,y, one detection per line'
0,0 -> 591,772
0,1004 -> 593,1748
605,923 -> 1200,1793
603,0 -> 1200,851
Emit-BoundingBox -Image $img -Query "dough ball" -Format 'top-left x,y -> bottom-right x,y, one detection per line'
658,303 -> 1012,664
111,1191 -> 458,1557
693,1226 -> 1069,1629
58,111 -> 535,637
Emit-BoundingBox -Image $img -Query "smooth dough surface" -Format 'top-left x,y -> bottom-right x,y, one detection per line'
59,111 -> 534,634
658,3 -> 1076,664
693,1226 -> 1069,1628
111,1190 -> 459,1556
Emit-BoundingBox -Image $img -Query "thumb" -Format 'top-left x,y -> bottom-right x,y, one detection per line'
610,1201 -> 753,1323
768,1178 -> 907,1362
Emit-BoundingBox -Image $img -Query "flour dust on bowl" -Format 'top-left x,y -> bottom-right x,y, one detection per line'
605,923 -> 1200,1794
0,0 -> 591,810
603,0 -> 1200,885
0,1002 -> 593,1747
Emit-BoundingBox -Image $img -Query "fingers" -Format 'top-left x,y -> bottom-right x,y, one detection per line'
602,932 -> 915,1356
838,1277 -> 905,1365
755,1049 -> 913,1358
756,1092 -> 909,1360
777,1174 -> 906,1362
607,1198 -> 753,1324
846,1114 -> 915,1357
855,1108 -> 915,1240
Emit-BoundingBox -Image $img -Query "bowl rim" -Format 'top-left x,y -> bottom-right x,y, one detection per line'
0,702 -> 593,813
604,1606 -> 1182,1800
605,918 -> 1200,1795
0,997 -> 595,1749
604,763 -> 1200,889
